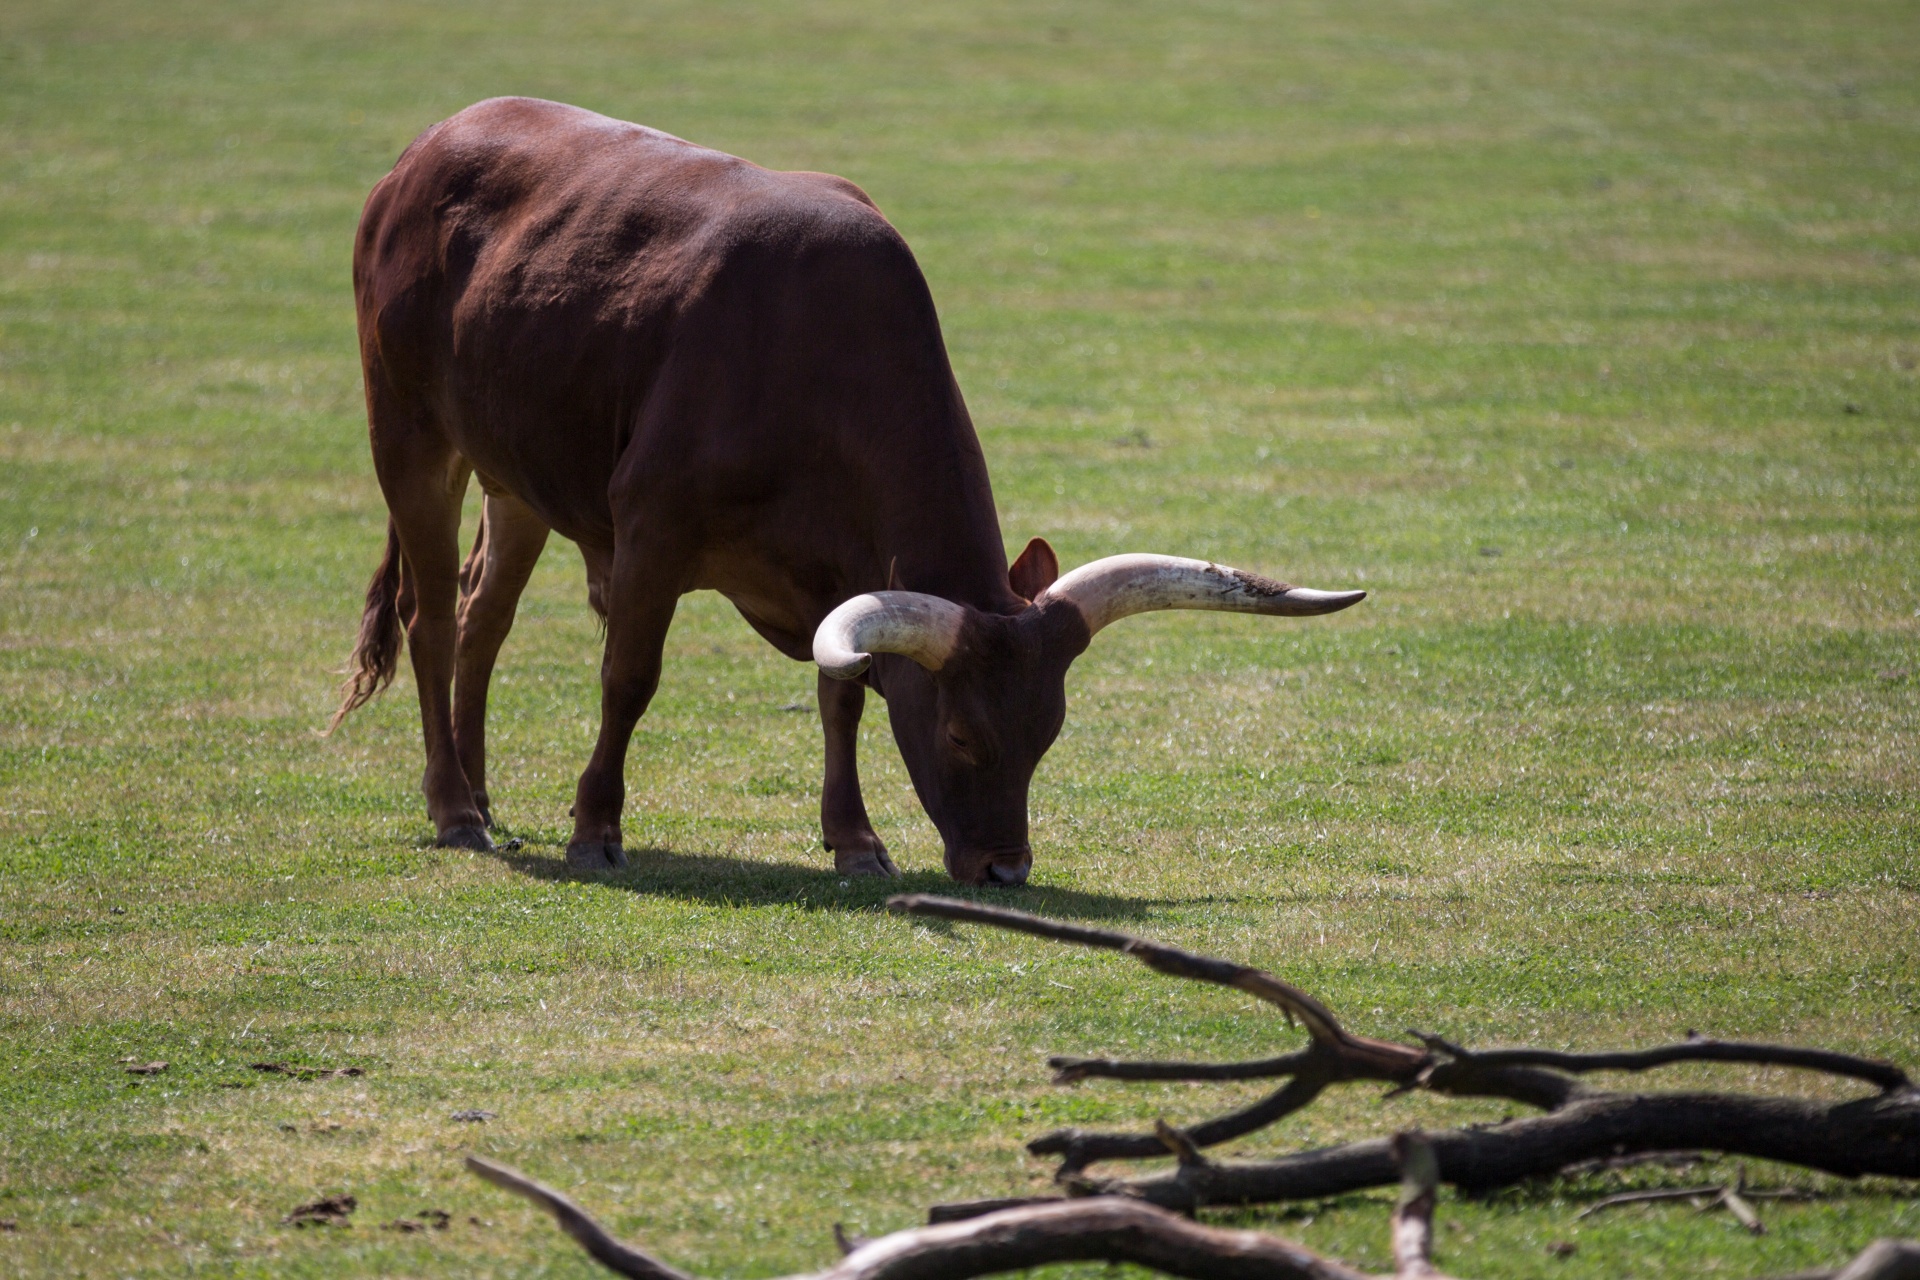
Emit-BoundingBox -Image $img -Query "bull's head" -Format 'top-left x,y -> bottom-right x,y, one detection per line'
812,540 -> 1364,885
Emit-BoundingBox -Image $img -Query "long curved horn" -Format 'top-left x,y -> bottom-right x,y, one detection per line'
814,591 -> 968,680
1038,554 -> 1365,636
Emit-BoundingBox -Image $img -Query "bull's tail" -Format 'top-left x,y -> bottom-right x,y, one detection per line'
325,519 -> 405,735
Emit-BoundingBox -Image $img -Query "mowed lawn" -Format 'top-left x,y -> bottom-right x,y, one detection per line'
1,0 -> 1916,1276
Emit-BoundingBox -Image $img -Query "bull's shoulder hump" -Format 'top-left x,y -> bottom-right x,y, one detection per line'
445,97 -> 713,158
396,100 -> 878,212
360,100 -> 909,297
779,170 -> 882,213
391,98 -> 714,189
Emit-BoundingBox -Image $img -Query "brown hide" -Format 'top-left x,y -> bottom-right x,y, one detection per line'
341,98 -> 1068,883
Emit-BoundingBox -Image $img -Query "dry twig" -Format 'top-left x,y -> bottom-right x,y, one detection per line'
1575,1173 -> 1803,1234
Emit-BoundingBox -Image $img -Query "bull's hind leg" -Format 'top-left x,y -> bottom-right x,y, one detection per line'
368,395 -> 491,850
818,673 -> 898,877
454,490 -> 551,829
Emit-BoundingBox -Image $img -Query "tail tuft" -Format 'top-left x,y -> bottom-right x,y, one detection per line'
325,520 -> 404,734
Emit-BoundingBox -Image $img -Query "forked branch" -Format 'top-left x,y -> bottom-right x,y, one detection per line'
890,894 -> 1456,1174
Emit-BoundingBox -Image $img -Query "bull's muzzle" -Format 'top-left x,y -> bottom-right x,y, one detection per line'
945,845 -> 1033,886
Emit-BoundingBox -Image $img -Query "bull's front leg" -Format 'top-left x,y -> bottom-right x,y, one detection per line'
566,533 -> 684,874
818,672 -> 899,877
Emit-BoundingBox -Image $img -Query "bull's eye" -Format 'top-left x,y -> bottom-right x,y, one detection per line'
946,727 -> 973,758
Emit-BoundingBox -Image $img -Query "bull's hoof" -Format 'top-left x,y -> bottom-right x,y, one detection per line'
437,824 -> 494,852
834,845 -> 900,878
566,841 -> 629,874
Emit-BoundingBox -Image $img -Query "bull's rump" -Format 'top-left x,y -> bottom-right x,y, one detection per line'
352,97 -> 955,552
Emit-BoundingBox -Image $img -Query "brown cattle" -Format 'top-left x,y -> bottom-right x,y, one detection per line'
330,98 -> 1363,884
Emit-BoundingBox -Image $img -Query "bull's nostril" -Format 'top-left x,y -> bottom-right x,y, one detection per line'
946,846 -> 1032,885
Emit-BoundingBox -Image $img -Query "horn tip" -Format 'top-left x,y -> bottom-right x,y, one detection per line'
1286,587 -> 1367,614
818,655 -> 873,680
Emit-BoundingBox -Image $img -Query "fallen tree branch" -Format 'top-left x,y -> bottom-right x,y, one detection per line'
468,1149 -> 1918,1280
884,895 -> 1488,1175
1086,1088 -> 1920,1210
1406,1034 -> 1908,1094
467,1153 -> 1373,1280
468,1156 -> 697,1280
886,895 -> 1920,1205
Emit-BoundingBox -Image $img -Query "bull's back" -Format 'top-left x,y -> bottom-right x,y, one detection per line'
354,98 -> 913,546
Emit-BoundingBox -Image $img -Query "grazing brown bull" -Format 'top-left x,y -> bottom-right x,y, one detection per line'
330,97 -> 1363,885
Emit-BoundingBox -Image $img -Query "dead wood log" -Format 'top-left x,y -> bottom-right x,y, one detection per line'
885,895 -> 1920,1206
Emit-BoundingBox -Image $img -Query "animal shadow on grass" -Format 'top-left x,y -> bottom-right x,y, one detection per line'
491,842 -> 1187,923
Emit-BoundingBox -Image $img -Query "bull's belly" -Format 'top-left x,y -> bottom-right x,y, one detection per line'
446,404 -> 621,551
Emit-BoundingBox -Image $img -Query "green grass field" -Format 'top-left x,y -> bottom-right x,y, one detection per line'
2,0 -> 1916,1275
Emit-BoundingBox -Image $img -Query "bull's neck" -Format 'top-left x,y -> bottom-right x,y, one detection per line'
870,446 -> 1024,615
886,524 -> 1025,616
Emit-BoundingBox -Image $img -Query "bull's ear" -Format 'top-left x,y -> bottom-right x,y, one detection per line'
1008,537 -> 1060,600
